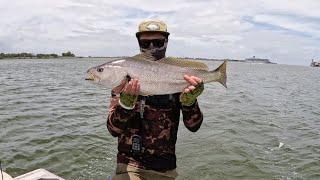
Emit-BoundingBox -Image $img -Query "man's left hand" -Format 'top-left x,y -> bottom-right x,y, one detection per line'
180,75 -> 204,106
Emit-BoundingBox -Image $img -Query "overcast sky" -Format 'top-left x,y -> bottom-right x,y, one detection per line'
1,0 -> 320,65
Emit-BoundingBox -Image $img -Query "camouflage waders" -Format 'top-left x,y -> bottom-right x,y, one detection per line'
107,82 -> 203,178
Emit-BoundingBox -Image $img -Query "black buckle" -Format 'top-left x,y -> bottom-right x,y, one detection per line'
131,135 -> 142,156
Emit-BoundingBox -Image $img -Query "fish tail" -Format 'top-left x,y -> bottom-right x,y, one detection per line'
211,60 -> 227,88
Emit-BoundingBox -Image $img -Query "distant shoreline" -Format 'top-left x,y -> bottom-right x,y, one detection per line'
0,52 -> 276,64
0,52 -> 75,59
0,56 -> 276,64
0,57 -> 77,59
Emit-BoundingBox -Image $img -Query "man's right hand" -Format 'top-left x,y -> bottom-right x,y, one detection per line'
119,79 -> 140,109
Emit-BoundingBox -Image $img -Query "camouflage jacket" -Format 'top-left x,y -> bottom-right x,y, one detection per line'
107,84 -> 203,171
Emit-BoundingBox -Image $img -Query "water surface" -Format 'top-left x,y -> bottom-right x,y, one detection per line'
0,58 -> 319,179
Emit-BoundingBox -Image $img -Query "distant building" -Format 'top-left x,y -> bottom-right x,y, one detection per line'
311,59 -> 320,67
245,56 -> 272,63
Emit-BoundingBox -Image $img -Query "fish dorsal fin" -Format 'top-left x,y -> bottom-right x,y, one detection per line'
158,57 -> 209,71
132,53 -> 156,61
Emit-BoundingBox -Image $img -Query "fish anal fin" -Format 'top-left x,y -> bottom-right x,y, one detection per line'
139,91 -> 152,96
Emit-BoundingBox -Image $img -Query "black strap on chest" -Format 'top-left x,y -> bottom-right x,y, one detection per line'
130,93 -> 180,164
140,93 -> 179,108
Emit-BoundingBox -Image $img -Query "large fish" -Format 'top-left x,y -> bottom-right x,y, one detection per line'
86,54 -> 227,95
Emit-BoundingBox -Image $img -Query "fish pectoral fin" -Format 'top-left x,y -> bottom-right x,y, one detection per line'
112,81 -> 127,93
125,74 -> 131,82
110,74 -> 132,92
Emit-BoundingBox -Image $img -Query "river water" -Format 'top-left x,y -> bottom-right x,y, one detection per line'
0,58 -> 319,180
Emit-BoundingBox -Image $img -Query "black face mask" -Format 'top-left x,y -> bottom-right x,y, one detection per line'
139,38 -> 168,60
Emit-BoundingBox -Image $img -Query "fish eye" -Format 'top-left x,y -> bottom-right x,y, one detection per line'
97,67 -> 104,72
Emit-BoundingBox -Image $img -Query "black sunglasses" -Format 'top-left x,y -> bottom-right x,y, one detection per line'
139,39 -> 166,49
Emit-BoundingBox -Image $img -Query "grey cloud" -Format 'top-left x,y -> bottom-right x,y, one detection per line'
1,0 -> 320,65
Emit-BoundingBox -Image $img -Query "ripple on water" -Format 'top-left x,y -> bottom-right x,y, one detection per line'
1,59 -> 320,179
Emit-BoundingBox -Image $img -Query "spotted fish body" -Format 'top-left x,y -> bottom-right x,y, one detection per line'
86,54 -> 227,95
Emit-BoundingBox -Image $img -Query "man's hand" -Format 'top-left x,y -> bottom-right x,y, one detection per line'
119,79 -> 140,109
180,75 -> 204,106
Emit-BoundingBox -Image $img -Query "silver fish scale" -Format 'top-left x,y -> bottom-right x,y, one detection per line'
121,58 -> 205,95
89,57 -> 226,95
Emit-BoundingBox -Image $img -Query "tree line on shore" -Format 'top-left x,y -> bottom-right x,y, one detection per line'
0,51 -> 75,59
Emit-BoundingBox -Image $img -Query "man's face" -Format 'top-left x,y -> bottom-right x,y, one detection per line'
138,32 -> 168,60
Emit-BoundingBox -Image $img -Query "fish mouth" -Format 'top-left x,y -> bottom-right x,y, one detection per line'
85,73 -> 95,81
85,73 -> 100,82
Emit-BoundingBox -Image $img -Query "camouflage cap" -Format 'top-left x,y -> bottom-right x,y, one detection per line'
136,20 -> 170,37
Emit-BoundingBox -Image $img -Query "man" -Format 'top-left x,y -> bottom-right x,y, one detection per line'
107,20 -> 204,180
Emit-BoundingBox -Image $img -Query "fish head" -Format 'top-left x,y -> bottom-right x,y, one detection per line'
86,59 -> 128,87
